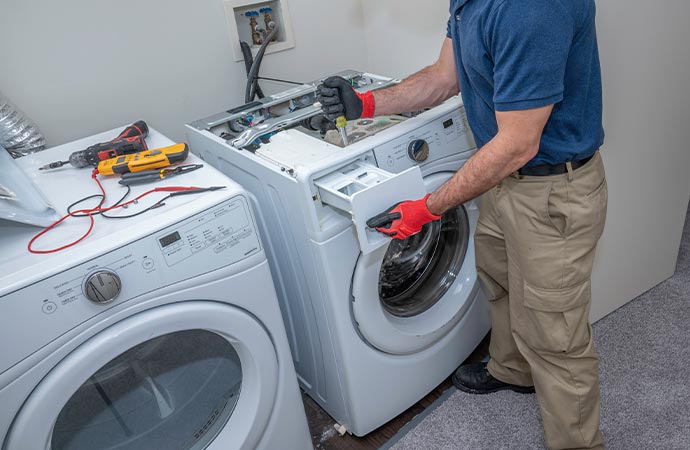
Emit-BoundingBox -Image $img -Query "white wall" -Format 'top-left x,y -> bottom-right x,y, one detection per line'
591,0 -> 690,319
360,1 -> 690,321
0,0 -> 367,145
361,1 -> 449,78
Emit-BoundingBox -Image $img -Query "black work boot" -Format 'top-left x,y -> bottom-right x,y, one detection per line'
452,362 -> 535,395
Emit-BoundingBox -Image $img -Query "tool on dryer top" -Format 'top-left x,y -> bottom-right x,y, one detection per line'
38,121 -> 149,170
336,115 -> 350,146
96,143 -> 189,176
29,175 -> 226,254
118,164 -> 203,186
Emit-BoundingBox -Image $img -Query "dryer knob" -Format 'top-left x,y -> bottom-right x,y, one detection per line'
83,271 -> 122,305
408,139 -> 430,162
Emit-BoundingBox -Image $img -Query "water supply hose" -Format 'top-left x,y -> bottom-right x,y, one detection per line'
245,25 -> 280,103
240,41 -> 265,99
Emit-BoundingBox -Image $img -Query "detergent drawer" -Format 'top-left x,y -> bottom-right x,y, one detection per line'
314,161 -> 426,254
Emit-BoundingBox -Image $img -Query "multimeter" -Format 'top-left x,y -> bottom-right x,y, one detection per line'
97,143 -> 189,176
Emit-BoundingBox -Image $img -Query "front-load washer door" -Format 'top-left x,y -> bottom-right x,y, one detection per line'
351,171 -> 480,355
5,302 -> 278,450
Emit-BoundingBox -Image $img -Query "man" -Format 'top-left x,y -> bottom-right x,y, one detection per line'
317,1 -> 607,449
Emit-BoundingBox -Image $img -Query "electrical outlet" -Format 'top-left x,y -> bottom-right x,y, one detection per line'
224,0 -> 295,62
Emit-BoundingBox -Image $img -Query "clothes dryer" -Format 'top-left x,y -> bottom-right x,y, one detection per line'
0,128 -> 312,450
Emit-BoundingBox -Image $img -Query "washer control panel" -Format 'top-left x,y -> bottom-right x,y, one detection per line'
373,107 -> 475,173
0,195 -> 261,375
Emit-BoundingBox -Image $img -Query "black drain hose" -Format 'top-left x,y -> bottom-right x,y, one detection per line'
240,41 -> 265,100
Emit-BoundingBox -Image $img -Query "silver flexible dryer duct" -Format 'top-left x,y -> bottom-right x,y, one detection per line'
0,91 -> 46,158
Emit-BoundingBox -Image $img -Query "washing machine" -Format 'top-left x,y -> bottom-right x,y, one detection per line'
185,70 -> 491,436
0,128 -> 312,450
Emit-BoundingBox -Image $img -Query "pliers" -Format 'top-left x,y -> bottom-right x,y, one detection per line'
118,164 -> 204,186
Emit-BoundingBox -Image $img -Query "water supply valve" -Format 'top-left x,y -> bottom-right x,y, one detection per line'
245,11 -> 263,45
260,7 -> 277,41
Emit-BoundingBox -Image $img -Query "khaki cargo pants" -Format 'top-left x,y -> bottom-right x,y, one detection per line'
476,151 -> 608,450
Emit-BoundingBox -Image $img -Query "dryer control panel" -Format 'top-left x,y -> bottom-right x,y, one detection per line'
373,107 -> 476,174
156,199 -> 257,267
0,195 -> 262,375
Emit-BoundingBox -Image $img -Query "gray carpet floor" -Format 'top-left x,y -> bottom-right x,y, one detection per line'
388,210 -> 690,450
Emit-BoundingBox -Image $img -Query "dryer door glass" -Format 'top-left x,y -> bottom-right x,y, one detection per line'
379,205 -> 469,317
51,329 -> 242,450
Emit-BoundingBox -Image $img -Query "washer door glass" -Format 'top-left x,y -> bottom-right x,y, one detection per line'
379,205 -> 469,317
51,329 -> 242,450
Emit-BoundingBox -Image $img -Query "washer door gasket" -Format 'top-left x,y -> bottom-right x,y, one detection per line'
378,205 -> 470,318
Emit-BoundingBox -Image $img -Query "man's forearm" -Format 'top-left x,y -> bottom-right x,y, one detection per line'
372,65 -> 459,116
426,135 -> 538,215
426,104 -> 553,215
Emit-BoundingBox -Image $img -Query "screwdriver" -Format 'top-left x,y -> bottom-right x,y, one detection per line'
336,116 -> 349,146
118,164 -> 203,186
312,99 -> 349,146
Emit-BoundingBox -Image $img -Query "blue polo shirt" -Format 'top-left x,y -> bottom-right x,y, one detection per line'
447,0 -> 604,166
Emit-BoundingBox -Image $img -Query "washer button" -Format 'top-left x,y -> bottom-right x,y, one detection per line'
42,301 -> 57,314
142,258 -> 155,270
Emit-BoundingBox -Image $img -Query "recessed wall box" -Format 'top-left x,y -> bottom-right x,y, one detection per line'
224,0 -> 295,61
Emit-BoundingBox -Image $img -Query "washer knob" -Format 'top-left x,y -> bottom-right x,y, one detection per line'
408,139 -> 430,162
83,270 -> 122,304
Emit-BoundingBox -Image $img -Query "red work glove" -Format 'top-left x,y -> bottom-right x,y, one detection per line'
366,194 -> 442,240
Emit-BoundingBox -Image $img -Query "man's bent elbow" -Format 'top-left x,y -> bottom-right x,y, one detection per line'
436,69 -> 459,97
434,37 -> 459,96
497,132 -> 540,167
515,143 -> 539,166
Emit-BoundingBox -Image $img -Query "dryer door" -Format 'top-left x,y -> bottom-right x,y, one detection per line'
5,302 -> 278,450
351,171 -> 480,355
